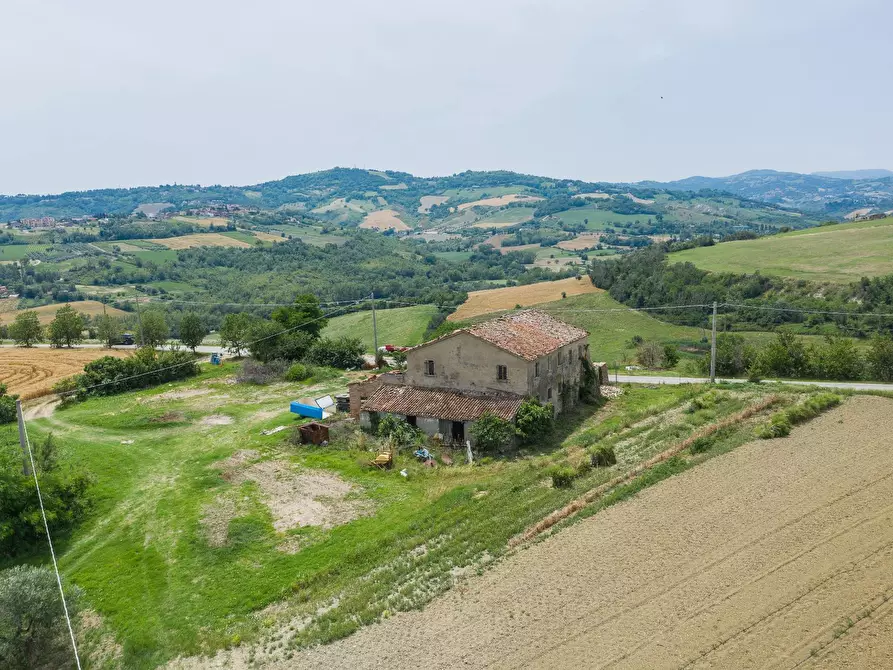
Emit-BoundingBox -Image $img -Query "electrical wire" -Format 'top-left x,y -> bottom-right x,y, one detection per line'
20,418 -> 82,670
721,302 -> 893,318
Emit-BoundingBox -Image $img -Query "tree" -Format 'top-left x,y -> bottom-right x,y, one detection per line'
0,383 -> 17,424
96,314 -> 123,348
48,304 -> 84,348
515,397 -> 553,445
470,413 -> 515,453
662,344 -> 680,368
35,433 -> 58,473
636,341 -> 665,368
138,310 -> 169,348
248,320 -> 314,363
306,336 -> 364,369
179,312 -> 207,353
0,565 -> 82,668
812,336 -> 864,380
868,334 -> 893,382
271,294 -> 327,338
757,331 -> 809,378
9,310 -> 43,347
702,333 -> 755,376
220,312 -> 255,355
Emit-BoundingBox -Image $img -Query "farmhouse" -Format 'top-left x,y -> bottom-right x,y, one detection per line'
350,310 -> 596,445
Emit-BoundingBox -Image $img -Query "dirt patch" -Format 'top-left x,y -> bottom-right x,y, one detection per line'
155,388 -> 211,401
251,230 -> 288,243
232,460 -> 370,531
273,396 -> 893,669
22,396 -> 61,420
200,494 -> 245,548
359,210 -> 410,232
625,192 -> 655,204
449,277 -> 602,321
572,192 -> 612,200
200,414 -> 233,426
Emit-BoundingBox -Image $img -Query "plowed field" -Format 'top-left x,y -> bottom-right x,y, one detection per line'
0,347 -> 131,397
282,396 -> 893,669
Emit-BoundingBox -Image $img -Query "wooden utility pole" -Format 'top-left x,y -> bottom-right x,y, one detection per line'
709,301 -> 718,383
371,292 -> 378,355
15,400 -> 30,476
135,296 -> 145,345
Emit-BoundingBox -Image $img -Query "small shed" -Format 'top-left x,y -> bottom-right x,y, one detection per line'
299,422 -> 330,445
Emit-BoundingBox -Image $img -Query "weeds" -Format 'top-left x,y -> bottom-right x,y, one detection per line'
756,393 -> 841,439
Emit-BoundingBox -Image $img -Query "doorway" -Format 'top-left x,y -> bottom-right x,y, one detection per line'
451,421 -> 465,442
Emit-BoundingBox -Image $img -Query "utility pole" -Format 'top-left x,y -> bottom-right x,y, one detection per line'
135,296 -> 145,345
709,301 -> 718,383
15,400 -> 30,476
371,291 -> 378,355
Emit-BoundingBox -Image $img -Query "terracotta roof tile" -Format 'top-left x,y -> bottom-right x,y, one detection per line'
465,309 -> 588,360
361,385 -> 524,422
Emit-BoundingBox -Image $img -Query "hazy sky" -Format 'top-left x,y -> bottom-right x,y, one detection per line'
2,0 -> 891,194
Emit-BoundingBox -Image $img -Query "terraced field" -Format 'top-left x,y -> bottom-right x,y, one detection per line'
280,395 -> 893,669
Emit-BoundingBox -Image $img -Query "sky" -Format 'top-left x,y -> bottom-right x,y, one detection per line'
1,0 -> 891,194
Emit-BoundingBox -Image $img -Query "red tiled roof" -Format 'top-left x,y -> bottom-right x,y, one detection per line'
465,309 -> 588,360
361,385 -> 524,421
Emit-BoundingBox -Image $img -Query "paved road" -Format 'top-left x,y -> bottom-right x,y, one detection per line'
613,373 -> 893,392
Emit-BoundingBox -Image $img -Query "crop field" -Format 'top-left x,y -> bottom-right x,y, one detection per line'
449,276 -> 601,321
322,305 -> 438,351
671,217 -> 893,282
283,395 -> 893,669
0,347 -> 130,396
469,206 -> 535,228
149,233 -> 253,250
417,195 -> 449,213
170,216 -> 230,228
555,232 -> 602,250
0,299 -> 128,325
359,209 -> 410,231
250,230 -> 288,243
457,194 -> 543,211
548,205 -> 646,230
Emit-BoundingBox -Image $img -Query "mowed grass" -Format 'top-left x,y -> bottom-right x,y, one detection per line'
0,299 -> 128,325
5,361 -> 708,668
671,217 -> 893,282
322,305 -> 438,351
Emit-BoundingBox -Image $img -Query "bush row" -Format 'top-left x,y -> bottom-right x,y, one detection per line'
755,393 -> 841,439
63,347 -> 199,398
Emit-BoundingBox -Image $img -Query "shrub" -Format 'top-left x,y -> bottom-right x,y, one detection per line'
285,362 -> 311,382
868,334 -> 893,382
688,435 -> 715,454
238,358 -> 289,384
756,393 -> 840,439
688,391 -> 717,412
0,565 -> 83,668
515,397 -> 553,444
589,444 -> 617,467
376,414 -> 421,447
636,340 -> 665,368
470,413 -> 515,453
73,347 -> 198,398
548,465 -> 576,488
0,384 -> 16,425
307,336 -> 364,369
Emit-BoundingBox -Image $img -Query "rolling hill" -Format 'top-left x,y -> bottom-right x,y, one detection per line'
670,216 -> 893,283
640,169 -> 893,218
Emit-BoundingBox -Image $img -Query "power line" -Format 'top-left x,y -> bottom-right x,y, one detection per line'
60,302 -> 360,397
721,302 -> 893,318
16,403 -> 82,670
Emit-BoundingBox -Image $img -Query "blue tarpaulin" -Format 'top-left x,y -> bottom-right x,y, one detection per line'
290,401 -> 323,419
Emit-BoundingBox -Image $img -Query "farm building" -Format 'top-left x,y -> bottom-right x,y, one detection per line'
350,310 -> 597,445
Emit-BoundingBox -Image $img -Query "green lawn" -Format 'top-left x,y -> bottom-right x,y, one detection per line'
221,230 -> 259,244
671,217 -> 893,282
128,249 -> 180,264
322,305 -> 438,351
147,280 -> 196,293
0,243 -> 50,260
433,250 -> 473,262
265,225 -> 347,246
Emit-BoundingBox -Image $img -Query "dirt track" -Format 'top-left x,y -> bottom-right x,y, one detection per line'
275,396 -> 893,669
